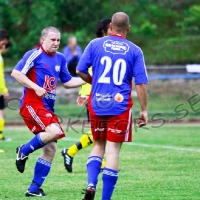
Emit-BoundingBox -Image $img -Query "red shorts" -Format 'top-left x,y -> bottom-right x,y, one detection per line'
90,109 -> 132,142
20,104 -> 65,139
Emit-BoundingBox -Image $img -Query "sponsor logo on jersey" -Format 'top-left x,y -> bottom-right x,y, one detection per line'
45,93 -> 56,100
43,75 -> 57,94
103,40 -> 129,55
95,93 -> 115,109
95,128 -> 105,132
96,93 -> 111,101
55,65 -> 60,72
108,128 -> 122,134
114,93 -> 124,102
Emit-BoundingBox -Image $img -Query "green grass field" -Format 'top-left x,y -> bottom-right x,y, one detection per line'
1,124 -> 200,200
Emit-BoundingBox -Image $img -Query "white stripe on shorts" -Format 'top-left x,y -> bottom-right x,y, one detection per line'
125,109 -> 132,142
26,105 -> 45,129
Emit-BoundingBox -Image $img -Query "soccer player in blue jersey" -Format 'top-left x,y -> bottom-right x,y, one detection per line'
77,12 -> 148,200
11,26 -> 85,197
61,18 -> 111,173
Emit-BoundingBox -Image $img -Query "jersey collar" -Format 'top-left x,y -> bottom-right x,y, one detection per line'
41,46 -> 55,57
111,34 -> 124,38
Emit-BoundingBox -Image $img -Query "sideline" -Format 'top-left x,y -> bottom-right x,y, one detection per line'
61,137 -> 200,153
126,142 -> 200,152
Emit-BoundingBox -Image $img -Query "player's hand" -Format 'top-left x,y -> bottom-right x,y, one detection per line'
35,87 -> 47,98
76,96 -> 88,106
4,93 -> 9,100
138,110 -> 148,127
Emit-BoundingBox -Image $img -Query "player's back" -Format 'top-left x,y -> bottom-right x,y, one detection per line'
78,35 -> 148,115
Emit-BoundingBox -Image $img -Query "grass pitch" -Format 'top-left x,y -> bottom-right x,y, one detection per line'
0,124 -> 200,200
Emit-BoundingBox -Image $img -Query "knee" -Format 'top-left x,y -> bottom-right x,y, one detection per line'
51,132 -> 61,140
44,143 -> 57,156
45,123 -> 63,141
41,142 -> 57,162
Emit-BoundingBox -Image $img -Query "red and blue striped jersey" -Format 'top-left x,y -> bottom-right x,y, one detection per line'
76,35 -> 148,116
14,47 -> 72,112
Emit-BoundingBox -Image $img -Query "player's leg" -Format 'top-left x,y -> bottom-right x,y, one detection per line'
83,139 -> 106,200
26,141 -> 57,197
61,131 -> 93,172
0,109 -> 4,140
0,95 -> 11,141
0,109 -> 5,140
16,105 -> 65,173
101,109 -> 132,200
69,131 -> 93,156
101,141 -> 121,200
82,115 -> 106,200
16,123 -> 61,173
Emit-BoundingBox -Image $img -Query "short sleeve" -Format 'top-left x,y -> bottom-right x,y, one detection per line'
133,48 -> 148,85
59,55 -> 72,83
76,42 -> 92,74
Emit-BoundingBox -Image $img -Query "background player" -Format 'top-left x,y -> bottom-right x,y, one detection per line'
0,29 -> 10,142
77,12 -> 148,200
61,18 -> 112,173
62,36 -> 82,76
11,26 -> 85,197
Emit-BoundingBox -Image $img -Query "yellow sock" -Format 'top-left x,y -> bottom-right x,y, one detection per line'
67,144 -> 79,157
67,131 -> 93,157
101,158 -> 106,169
80,131 -> 93,148
0,119 -> 4,140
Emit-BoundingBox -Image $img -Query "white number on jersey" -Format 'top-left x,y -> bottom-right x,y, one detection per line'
98,56 -> 126,85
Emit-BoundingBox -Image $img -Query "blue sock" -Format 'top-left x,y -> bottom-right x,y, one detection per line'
102,168 -> 118,200
86,156 -> 102,189
29,158 -> 52,192
21,133 -> 46,156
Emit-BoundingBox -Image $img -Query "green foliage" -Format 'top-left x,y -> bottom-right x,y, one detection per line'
177,5 -> 200,34
1,0 -> 200,65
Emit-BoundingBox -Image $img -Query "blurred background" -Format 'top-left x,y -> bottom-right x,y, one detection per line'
1,0 -> 200,124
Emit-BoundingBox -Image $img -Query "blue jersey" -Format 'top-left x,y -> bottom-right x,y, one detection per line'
76,35 -> 148,116
14,47 -> 72,112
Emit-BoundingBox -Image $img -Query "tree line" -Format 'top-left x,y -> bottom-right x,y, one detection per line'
0,0 -> 200,65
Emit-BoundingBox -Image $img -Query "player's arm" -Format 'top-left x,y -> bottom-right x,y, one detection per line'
135,84 -> 148,127
79,67 -> 92,96
133,48 -> 148,127
76,70 -> 92,84
63,77 -> 85,89
11,69 -> 46,98
77,83 -> 91,106
76,41 -> 93,84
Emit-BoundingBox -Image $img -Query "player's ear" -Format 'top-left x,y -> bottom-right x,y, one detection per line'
110,23 -> 113,31
127,25 -> 130,32
40,37 -> 44,44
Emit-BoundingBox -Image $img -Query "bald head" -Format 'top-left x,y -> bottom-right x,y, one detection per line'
112,12 -> 129,30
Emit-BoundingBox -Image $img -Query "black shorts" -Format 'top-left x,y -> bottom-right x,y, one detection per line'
0,95 -> 6,109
